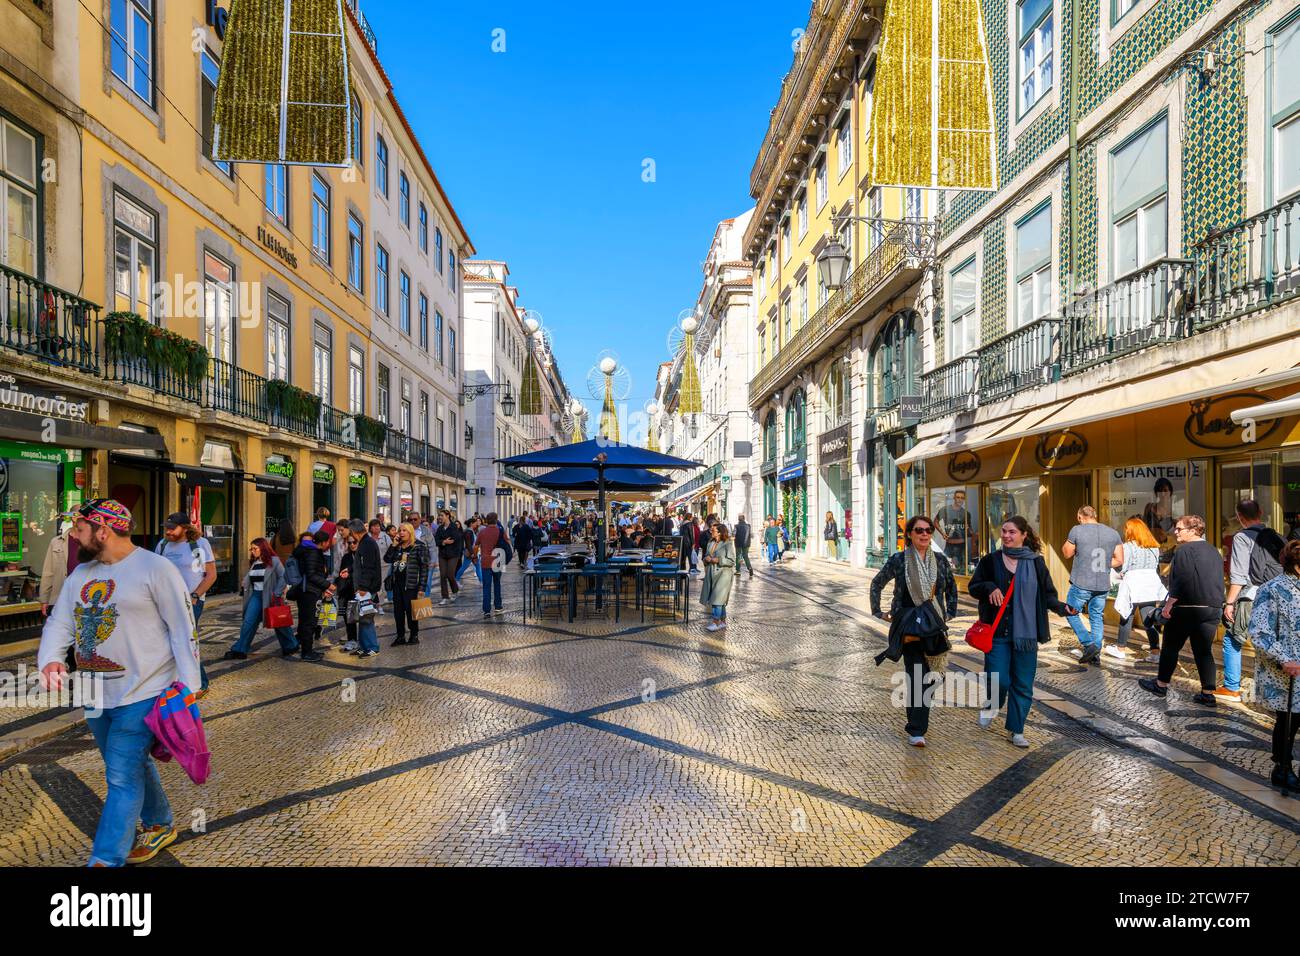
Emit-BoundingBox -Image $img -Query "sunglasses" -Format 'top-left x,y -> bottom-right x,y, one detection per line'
912,527 -> 933,535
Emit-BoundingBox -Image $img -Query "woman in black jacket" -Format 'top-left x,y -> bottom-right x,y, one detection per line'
968,515 -> 1077,747
385,522 -> 430,646
290,529 -> 334,661
871,515 -> 959,748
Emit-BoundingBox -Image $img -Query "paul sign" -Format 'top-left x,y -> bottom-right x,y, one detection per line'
1184,393 -> 1281,450
1034,429 -> 1088,470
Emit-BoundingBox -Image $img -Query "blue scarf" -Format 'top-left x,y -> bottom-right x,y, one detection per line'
1002,546 -> 1040,653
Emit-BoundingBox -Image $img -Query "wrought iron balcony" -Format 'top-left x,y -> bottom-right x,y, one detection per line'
1061,259 -> 1191,375
1187,193 -> 1300,330
206,357 -> 269,423
0,264 -> 100,374
749,220 -> 935,407
979,317 -> 1061,404
921,355 -> 978,421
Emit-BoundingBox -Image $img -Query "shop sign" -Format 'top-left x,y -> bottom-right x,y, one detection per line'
777,462 -> 805,482
256,225 -> 298,269
947,450 -> 981,482
874,408 -> 901,435
205,0 -> 230,40
899,395 -> 924,424
1034,429 -> 1088,470
720,475 -> 732,488
0,512 -> 20,561
818,423 -> 851,465
348,469 -> 367,488
759,459 -> 777,478
1184,393 -> 1282,450
313,465 -> 335,484
495,488 -> 512,497
266,457 -> 295,480
0,440 -> 79,464
0,374 -> 91,422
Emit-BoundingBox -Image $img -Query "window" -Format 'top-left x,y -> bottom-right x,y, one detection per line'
377,364 -> 390,423
418,293 -> 428,351
418,202 -> 428,252
948,257 -> 979,359
267,292 -> 291,381
782,218 -> 791,262
112,191 -> 156,321
1017,0 -> 1053,116
448,327 -> 456,373
449,251 -> 457,291
798,279 -> 808,327
836,120 -> 852,176
798,192 -> 808,237
823,360 -> 849,427
1112,0 -> 1140,24
785,389 -> 806,452
200,50 -> 232,177
400,396 -> 411,435
399,172 -> 410,227
906,187 -> 923,221
1111,116 -> 1168,278
399,271 -> 411,335
109,0 -> 153,104
311,174 -> 331,262
420,393 -> 429,441
0,118 -> 36,276
436,417 -> 445,450
202,251 -> 234,363
264,164 -> 288,224
759,323 -> 767,367
348,346 -> 364,414
782,297 -> 792,346
313,325 -> 332,406
435,228 -> 443,273
375,134 -> 388,196
866,188 -> 882,254
816,162 -> 828,209
1272,15 -> 1300,200
757,261 -> 766,297
375,244 -> 389,314
434,310 -> 444,365
449,412 -> 456,453
347,213 -> 363,290
350,90 -> 363,166
1015,203 -> 1052,326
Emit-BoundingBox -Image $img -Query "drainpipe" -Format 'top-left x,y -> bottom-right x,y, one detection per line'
1063,0 -> 1081,384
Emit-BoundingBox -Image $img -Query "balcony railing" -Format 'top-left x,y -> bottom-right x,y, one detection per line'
979,316 -> 1061,404
386,427 -> 409,463
921,355 -> 978,421
1188,192 -> 1300,330
1061,259 -> 1190,375
101,321 -> 204,405
749,220 -> 935,405
206,357 -> 268,423
1,264 -> 100,374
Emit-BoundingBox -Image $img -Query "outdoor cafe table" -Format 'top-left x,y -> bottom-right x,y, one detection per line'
636,567 -> 690,624
522,565 -> 622,623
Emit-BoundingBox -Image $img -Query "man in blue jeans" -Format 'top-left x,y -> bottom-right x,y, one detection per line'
471,512 -> 512,617
39,499 -> 202,866
346,519 -> 384,658
1062,506 -> 1122,665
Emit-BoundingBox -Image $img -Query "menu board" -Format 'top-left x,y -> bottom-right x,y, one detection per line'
0,512 -> 21,562
651,535 -> 681,563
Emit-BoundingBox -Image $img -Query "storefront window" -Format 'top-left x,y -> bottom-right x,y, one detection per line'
400,480 -> 414,517
376,476 -> 392,523
0,453 -> 67,603
985,478 -> 1041,549
1218,456 -> 1275,559
930,484 -> 980,573
1101,461 -> 1204,562
1281,450 -> 1300,539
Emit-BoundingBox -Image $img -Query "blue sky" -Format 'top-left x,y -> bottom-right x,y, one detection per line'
363,1 -> 800,425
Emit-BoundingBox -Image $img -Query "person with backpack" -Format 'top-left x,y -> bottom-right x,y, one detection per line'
155,512 -> 216,694
733,515 -> 754,578
289,529 -> 333,661
511,514 -> 535,570
471,511 -> 512,618
763,516 -> 780,565
1219,499 -> 1286,702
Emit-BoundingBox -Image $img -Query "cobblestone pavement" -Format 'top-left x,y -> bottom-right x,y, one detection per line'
1,558 -> 1297,867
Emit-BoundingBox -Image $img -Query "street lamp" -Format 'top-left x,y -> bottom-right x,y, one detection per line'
501,386 -> 516,418
816,236 -> 851,291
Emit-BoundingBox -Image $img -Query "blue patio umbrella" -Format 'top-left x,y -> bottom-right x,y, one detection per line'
532,467 -> 673,491
497,439 -> 700,560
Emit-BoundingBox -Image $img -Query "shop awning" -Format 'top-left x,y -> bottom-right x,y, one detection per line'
171,464 -> 229,488
244,473 -> 291,493
901,341 -> 1300,467
3,411 -> 167,452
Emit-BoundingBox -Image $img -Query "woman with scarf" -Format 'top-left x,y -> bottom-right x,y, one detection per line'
384,523 -> 430,646
870,515 -> 959,748
968,516 -> 1078,747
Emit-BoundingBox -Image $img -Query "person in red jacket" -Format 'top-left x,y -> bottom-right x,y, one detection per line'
470,512 -> 512,618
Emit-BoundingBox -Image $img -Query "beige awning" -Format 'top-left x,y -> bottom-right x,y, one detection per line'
896,400 -> 1072,468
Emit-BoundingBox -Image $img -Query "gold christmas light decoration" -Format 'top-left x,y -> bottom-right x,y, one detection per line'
868,0 -> 997,191
213,0 -> 352,166
587,352 -> 629,443
645,402 -> 661,452
519,315 -> 545,416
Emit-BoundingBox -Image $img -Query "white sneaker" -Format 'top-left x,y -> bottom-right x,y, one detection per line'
1143,651 -> 1161,663
342,641 -> 358,652
438,598 -> 449,606
1102,645 -> 1127,661
908,735 -> 927,747
705,622 -> 721,632
1010,733 -> 1029,748
492,608 -> 505,615
1069,648 -> 1084,659
977,711 -> 996,730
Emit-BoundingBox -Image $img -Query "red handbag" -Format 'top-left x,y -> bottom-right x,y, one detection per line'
263,595 -> 294,629
965,577 -> 1014,653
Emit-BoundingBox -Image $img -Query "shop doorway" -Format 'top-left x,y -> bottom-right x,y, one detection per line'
1044,473 -> 1091,589
312,464 -> 336,522
264,488 -> 290,539
109,453 -> 171,551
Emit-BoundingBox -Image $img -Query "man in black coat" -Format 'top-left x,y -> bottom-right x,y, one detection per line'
347,518 -> 383,657
291,529 -> 333,661
734,515 -> 753,578
434,510 -> 464,604
510,515 -> 534,570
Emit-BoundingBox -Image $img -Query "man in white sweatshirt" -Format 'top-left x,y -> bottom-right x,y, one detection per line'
39,499 -> 202,867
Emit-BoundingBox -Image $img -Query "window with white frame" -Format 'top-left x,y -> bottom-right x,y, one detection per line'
782,218 -> 791,262
759,323 -> 767,367
399,172 -> 410,227
816,162 -> 828,209
435,310 -> 444,364
1272,14 -> 1300,201
348,346 -> 364,414
1017,0 -> 1053,116
948,257 -> 979,360
866,187 -> 882,254
418,202 -> 428,252
267,292 -> 291,382
1015,202 -> 1052,327
347,213 -> 363,289
399,271 -> 411,335
0,118 -> 37,276
449,251 -> 457,291
350,90 -> 363,166
377,364 -> 390,424
435,227 -> 443,273
782,297 -> 792,345
1112,0 -> 1140,25
798,278 -> 808,326
202,251 -> 234,363
1110,115 -> 1167,278
836,120 -> 852,176
418,293 -> 428,351
311,174 -> 330,262
449,327 -> 456,373
112,191 -> 156,322
110,0 -> 154,104
199,50 -> 232,177
313,324 -> 332,406
798,192 -> 808,236
375,134 -> 389,196
420,393 -> 429,441
264,164 -> 288,224
376,243 -> 390,315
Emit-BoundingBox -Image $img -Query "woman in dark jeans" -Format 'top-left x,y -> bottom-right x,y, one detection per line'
1138,514 -> 1224,707
1247,540 -> 1300,790
968,516 -> 1077,747
870,515 -> 959,748
385,522 -> 430,646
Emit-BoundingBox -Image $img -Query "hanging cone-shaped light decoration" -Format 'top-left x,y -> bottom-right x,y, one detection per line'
569,399 -> 586,444
519,350 -> 542,416
597,358 -> 620,442
213,0 -> 352,167
646,424 -> 660,453
868,0 -> 996,191
677,325 -> 703,416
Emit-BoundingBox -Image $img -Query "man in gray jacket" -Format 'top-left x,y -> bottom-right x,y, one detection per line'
733,516 -> 754,578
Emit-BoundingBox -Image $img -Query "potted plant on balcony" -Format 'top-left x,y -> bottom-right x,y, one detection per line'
352,413 -> 387,449
103,311 -> 210,390
264,377 -> 322,428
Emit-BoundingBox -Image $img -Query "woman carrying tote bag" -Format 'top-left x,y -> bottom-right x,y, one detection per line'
227,538 -> 297,659
870,515 -> 959,748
